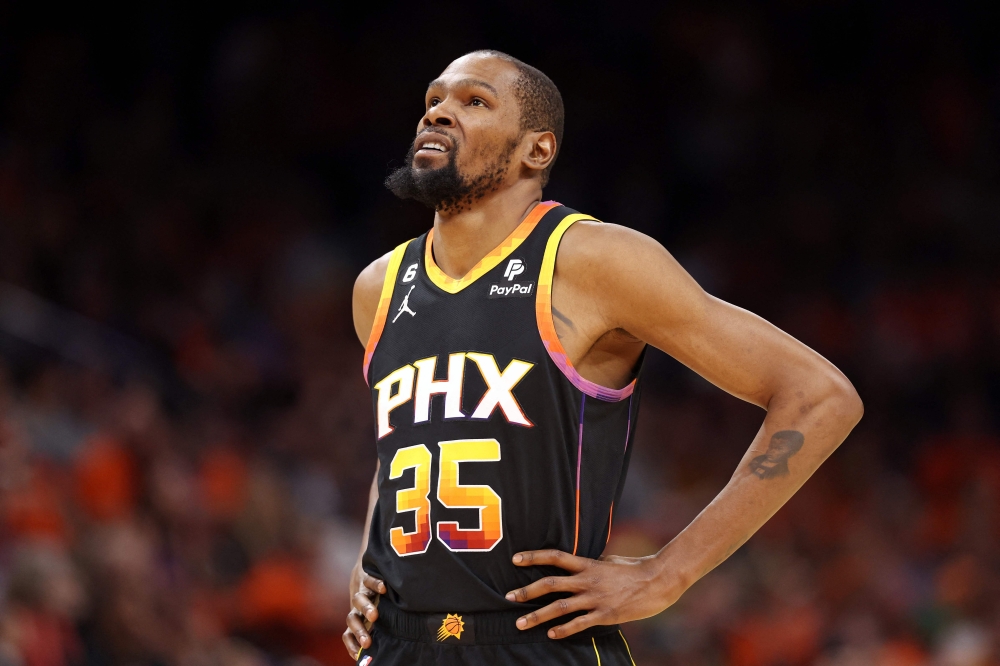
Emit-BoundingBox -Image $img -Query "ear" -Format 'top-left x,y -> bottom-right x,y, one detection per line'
521,131 -> 557,176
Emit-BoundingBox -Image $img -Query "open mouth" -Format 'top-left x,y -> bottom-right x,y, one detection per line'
416,141 -> 448,154
414,133 -> 453,156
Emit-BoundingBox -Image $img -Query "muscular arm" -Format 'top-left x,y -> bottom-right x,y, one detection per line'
343,253 -> 391,657
348,467 -> 380,594
509,222 -> 863,637
353,252 -> 392,345
575,222 -> 862,577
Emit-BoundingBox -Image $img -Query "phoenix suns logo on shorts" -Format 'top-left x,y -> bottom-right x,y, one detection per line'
436,613 -> 465,641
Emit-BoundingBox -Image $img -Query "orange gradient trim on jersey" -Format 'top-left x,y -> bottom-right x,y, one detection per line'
363,240 -> 412,384
538,213 -> 634,557
536,214 -> 637,402
606,501 -> 614,546
424,200 -> 560,294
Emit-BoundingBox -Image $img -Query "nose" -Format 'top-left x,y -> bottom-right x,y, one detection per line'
422,100 -> 455,128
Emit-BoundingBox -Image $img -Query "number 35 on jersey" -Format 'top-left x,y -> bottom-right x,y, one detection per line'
388,438 -> 503,557
375,352 -> 531,558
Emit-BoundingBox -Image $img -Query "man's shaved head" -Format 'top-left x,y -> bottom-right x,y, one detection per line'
467,50 -> 564,184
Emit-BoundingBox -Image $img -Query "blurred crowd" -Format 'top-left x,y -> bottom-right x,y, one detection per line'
1,3 -> 999,666
0,170 -> 372,663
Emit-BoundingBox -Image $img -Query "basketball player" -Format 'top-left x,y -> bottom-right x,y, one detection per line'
343,50 -> 863,664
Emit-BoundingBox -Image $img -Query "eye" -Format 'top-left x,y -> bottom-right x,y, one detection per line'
429,98 -> 441,107
470,98 -> 487,107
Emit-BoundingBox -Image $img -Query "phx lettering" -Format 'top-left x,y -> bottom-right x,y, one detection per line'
373,353 -> 534,439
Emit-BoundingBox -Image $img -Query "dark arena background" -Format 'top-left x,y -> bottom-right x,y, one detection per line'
1,3 -> 998,665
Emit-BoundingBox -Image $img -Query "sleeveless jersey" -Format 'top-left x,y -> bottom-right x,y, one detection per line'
361,202 -> 644,613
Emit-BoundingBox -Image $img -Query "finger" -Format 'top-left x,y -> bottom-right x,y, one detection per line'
361,572 -> 387,595
514,596 -> 590,630
548,611 -> 601,640
342,628 -> 361,658
512,549 -> 591,573
505,574 -> 583,603
352,591 -> 379,622
346,611 -> 372,648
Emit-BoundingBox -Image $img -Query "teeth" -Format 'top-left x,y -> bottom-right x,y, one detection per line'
421,142 -> 445,152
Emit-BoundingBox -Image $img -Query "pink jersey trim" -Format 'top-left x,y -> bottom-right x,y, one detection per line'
535,214 -> 636,402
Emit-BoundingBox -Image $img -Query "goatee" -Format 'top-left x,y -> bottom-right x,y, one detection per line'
385,134 -> 516,214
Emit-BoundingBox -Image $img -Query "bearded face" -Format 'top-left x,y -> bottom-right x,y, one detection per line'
385,127 -> 519,214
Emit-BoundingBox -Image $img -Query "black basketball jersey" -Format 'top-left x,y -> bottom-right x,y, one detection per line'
361,202 -> 644,613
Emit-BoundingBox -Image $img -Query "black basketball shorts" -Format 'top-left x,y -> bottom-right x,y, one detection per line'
355,599 -> 637,665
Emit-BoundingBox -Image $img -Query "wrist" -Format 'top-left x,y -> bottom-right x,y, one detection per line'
650,545 -> 698,598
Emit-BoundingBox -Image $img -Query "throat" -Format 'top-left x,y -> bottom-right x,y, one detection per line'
429,198 -> 545,280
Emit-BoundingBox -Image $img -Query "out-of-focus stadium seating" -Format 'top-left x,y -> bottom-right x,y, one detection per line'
1,4 -> 998,665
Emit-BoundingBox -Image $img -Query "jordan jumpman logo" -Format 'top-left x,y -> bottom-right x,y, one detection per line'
392,285 -> 417,323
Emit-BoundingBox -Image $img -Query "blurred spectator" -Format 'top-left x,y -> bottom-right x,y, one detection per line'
1,3 -> 999,664
0,544 -> 84,666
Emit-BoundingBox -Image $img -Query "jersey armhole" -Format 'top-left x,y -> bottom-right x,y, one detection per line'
362,240 -> 412,384
535,215 -> 637,402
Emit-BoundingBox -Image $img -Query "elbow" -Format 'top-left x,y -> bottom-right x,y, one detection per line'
823,370 -> 864,428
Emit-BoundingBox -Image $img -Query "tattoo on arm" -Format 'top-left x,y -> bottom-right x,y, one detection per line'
748,430 -> 805,479
551,306 -> 577,333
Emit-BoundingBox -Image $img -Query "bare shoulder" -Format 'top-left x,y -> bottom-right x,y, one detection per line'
352,251 -> 393,346
556,220 -> 660,275
555,220 -> 708,328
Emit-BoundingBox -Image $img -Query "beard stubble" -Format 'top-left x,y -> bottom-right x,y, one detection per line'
385,132 -> 520,214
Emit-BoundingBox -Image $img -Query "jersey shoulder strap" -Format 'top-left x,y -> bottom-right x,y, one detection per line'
535,210 -> 638,402
362,238 -> 414,383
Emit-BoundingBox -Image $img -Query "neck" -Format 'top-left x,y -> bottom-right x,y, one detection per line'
431,180 -> 542,278
430,181 -> 543,279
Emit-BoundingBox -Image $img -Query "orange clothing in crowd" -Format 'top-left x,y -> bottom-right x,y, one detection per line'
3,467 -> 69,543
73,435 -> 136,523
